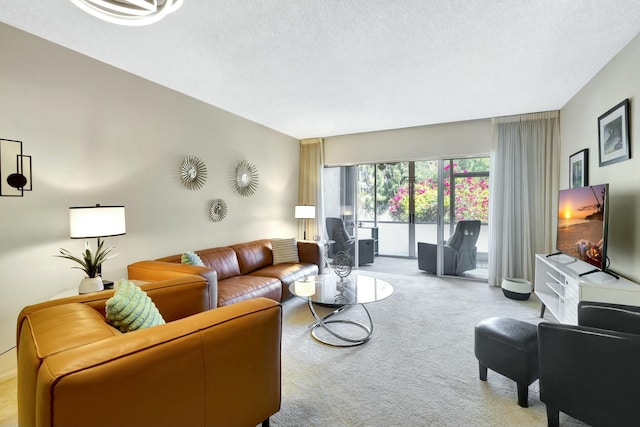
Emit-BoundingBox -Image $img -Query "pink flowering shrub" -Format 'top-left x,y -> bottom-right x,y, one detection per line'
388,168 -> 489,223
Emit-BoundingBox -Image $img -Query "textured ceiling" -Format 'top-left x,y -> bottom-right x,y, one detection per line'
2,1 -> 640,139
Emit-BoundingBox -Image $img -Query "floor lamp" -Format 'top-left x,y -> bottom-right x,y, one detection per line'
69,204 -> 126,288
294,205 -> 316,240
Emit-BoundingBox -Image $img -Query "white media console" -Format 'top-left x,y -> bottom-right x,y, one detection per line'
534,253 -> 640,324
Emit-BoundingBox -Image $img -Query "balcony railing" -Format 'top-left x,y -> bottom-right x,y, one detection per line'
357,221 -> 489,258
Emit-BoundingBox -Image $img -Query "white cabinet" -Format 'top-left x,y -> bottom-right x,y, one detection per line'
534,254 -> 640,324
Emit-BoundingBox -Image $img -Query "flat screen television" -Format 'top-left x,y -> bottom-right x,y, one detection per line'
555,183 -> 609,272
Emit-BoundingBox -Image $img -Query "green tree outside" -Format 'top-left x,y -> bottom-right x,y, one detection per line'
359,159 -> 489,224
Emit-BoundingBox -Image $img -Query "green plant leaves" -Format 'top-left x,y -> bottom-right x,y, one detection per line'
56,239 -> 116,278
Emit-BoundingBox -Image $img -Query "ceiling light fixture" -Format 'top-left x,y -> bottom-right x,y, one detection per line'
68,0 -> 184,26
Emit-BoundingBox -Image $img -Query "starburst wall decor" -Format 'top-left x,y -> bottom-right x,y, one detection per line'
233,160 -> 259,196
180,156 -> 207,190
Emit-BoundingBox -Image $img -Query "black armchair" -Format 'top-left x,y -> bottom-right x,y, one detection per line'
417,220 -> 481,275
538,301 -> 640,427
325,217 -> 374,265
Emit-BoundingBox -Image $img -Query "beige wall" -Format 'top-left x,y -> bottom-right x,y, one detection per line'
324,119 -> 492,165
560,33 -> 640,282
0,24 -> 300,376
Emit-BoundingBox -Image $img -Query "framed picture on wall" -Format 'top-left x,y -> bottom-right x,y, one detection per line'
598,98 -> 631,166
569,149 -> 588,188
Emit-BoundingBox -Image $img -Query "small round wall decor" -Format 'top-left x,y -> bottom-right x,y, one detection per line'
180,156 -> 207,190
233,160 -> 259,196
209,199 -> 227,222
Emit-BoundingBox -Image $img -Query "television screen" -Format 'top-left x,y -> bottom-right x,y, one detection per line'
556,184 -> 609,270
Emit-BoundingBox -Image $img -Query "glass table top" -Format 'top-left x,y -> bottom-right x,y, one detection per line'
290,274 -> 394,306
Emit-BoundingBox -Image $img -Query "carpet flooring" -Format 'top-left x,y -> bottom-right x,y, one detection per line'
0,375 -> 16,427
271,269 -> 586,426
0,267 -> 587,426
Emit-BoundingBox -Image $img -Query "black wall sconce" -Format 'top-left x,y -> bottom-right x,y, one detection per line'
1,138 -> 32,197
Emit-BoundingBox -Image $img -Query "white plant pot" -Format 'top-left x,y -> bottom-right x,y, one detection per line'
78,277 -> 104,294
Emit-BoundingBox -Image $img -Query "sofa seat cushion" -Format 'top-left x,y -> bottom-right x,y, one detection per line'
217,276 -> 282,307
250,263 -> 319,299
21,303 -> 120,359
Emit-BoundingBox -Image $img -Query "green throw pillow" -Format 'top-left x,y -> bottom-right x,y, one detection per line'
106,280 -> 165,332
181,251 -> 205,266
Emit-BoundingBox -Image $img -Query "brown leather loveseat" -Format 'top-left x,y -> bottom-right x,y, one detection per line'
128,239 -> 322,307
17,275 -> 281,427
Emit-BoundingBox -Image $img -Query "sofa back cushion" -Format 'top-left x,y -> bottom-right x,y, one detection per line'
157,247 -> 241,280
231,240 -> 273,275
194,247 -> 242,280
140,276 -> 214,321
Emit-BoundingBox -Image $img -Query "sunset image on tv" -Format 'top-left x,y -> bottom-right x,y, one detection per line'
556,184 -> 608,269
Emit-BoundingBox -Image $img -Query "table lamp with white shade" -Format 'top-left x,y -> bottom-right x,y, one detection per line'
294,205 -> 315,240
67,204 -> 126,292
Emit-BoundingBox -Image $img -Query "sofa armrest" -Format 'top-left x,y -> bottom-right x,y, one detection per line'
297,240 -> 323,273
35,298 -> 282,427
128,260 -> 219,308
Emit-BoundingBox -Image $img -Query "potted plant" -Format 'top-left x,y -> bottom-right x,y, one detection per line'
56,239 -> 116,294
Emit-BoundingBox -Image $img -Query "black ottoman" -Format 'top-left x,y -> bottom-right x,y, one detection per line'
474,317 -> 539,407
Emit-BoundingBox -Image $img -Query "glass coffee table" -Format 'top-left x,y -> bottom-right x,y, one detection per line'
290,274 -> 394,347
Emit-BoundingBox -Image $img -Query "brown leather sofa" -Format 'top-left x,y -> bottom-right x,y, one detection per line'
128,239 -> 322,307
16,275 -> 281,427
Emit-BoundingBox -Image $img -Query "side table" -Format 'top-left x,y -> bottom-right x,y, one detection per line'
50,279 -> 148,300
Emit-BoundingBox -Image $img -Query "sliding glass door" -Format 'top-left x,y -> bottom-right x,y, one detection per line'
414,159 -> 490,276
325,157 -> 489,277
323,165 -> 360,262
414,160 -> 442,263
372,162 -> 410,257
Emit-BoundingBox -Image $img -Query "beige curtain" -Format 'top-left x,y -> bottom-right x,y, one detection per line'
488,111 -> 560,286
298,138 -> 324,241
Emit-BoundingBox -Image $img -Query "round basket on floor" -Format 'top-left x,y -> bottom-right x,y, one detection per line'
501,278 -> 533,301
